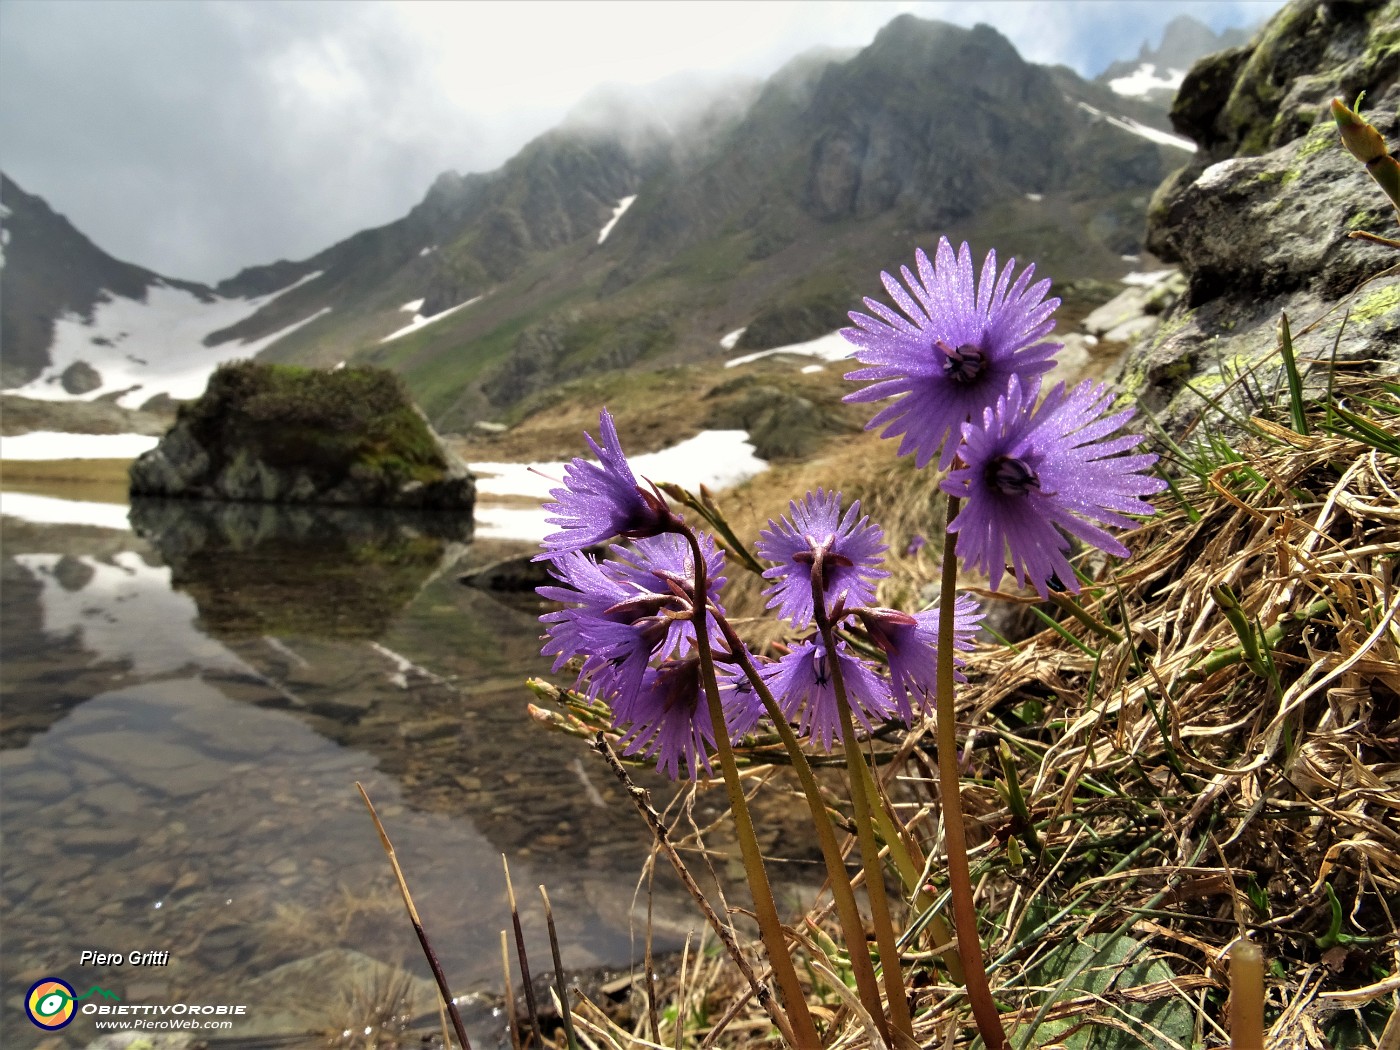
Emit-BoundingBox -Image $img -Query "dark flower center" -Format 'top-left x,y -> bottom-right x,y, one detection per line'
986,455 -> 1040,496
935,338 -> 987,384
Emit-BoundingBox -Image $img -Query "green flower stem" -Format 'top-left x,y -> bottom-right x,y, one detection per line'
713,615 -> 892,1046
810,580 -> 917,1044
851,746 -> 964,982
937,497 -> 1011,1050
684,529 -> 818,1049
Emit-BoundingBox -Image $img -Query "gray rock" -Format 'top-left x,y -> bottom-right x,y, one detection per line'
398,718 -> 461,742
1103,314 -> 1161,345
63,730 -> 227,799
1083,286 -> 1153,337
1115,0 -> 1400,438
61,360 -> 103,394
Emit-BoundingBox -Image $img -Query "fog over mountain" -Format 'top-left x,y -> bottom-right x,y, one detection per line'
0,0 -> 1280,284
5,11 -> 1249,429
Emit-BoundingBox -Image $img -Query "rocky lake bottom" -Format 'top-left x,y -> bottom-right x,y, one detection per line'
0,503 -> 819,1049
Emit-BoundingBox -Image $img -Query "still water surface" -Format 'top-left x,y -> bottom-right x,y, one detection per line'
1,499 -> 726,1048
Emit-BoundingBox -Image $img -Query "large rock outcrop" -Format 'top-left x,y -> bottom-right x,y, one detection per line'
129,362 -> 476,511
1116,0 -> 1400,435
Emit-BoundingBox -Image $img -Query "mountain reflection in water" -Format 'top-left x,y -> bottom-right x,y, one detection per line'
0,500 -> 724,1047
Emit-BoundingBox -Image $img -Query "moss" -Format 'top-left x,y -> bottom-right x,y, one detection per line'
1160,360 -> 1195,383
1295,126 -> 1335,161
1352,284 -> 1400,324
187,361 -> 448,487
1191,369 -> 1227,392
1347,207 -> 1389,230
1150,307 -> 1196,351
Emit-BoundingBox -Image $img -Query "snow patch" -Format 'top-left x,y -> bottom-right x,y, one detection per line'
1,431 -> 160,460
597,195 -> 637,245
1025,193 -> 1044,203
725,330 -> 852,368
801,364 -> 825,374
720,327 -> 747,351
11,274 -> 331,409
1076,101 -> 1195,152
0,491 -> 132,530
419,246 -> 436,257
1107,63 -> 1185,99
1121,268 -> 1177,287
381,296 -> 481,343
400,298 -> 426,313
470,429 -> 767,542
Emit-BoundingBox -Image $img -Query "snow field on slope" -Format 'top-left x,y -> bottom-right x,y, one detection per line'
12,273 -> 330,409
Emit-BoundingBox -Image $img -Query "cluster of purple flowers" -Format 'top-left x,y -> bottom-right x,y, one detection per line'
534,238 -> 1164,779
535,413 -> 982,776
842,236 -> 1166,598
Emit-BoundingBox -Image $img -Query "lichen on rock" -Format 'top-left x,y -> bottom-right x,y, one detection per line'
1116,0 -> 1400,438
129,361 -> 475,512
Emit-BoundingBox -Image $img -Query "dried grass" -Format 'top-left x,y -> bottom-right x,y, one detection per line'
538,379 -> 1399,1048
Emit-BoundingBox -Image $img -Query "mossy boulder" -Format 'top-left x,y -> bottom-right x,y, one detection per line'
129,361 -> 475,511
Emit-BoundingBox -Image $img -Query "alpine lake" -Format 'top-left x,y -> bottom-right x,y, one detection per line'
1,495 -> 817,1048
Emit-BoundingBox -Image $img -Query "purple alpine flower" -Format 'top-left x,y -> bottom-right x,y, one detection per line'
615,659 -> 767,781
615,659 -> 715,780
842,238 -> 1061,471
943,376 -> 1167,598
762,638 -> 892,752
537,408 -> 681,559
537,533 -> 725,711
538,550 -> 666,709
856,596 -> 983,724
755,489 -> 889,628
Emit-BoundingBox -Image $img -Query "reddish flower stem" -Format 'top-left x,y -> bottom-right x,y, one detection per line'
937,496 -> 1010,1049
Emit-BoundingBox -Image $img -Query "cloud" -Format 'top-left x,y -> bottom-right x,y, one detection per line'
0,0 -> 1282,284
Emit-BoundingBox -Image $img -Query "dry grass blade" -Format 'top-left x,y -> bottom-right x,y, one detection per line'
355,782 -> 473,1050
503,855 -> 545,1049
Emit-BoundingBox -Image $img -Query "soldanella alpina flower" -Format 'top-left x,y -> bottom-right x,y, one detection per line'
843,238 -> 1061,471
538,533 -> 725,710
614,658 -> 716,780
537,407 -> 682,559
856,595 -> 983,724
755,488 -> 888,628
943,376 -> 1166,598
762,638 -> 893,752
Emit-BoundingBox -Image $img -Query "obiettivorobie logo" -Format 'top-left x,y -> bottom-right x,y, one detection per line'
25,978 -> 120,1030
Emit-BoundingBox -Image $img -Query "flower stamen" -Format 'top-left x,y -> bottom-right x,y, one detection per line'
986,454 -> 1040,496
936,338 -> 988,383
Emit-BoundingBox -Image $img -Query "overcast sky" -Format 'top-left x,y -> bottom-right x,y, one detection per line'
0,0 -> 1282,285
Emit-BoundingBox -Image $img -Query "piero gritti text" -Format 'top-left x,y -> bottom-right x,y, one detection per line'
80,950 -> 171,966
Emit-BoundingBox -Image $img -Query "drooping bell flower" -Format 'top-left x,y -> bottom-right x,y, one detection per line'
856,595 -> 983,724
755,488 -> 888,629
761,637 -> 893,752
537,407 -> 682,559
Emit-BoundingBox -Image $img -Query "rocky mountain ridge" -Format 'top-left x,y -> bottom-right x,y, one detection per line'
2,13 -> 1236,432
1097,15 -> 1254,104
